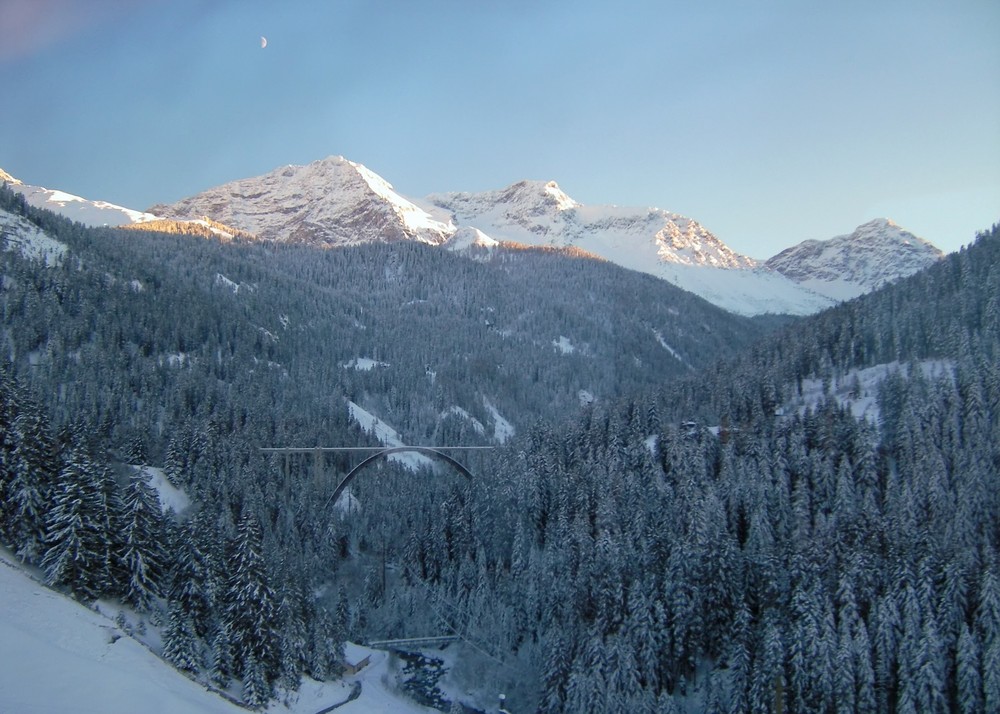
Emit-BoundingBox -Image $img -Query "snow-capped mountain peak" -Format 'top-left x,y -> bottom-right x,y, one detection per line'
764,218 -> 944,301
151,156 -> 455,246
429,180 -> 756,268
541,180 -> 578,211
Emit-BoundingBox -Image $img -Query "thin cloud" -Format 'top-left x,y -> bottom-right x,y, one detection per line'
0,0 -> 157,62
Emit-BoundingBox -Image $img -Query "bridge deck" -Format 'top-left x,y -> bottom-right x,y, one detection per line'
366,635 -> 460,649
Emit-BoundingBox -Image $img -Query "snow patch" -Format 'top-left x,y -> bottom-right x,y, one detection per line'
442,406 -> 486,436
133,465 -> 190,514
443,226 -> 499,251
160,352 -> 188,368
553,336 -> 575,354
783,359 -> 955,423
652,329 -> 690,367
344,358 -> 389,371
483,399 -> 514,444
658,264 -> 835,316
0,550 -> 244,713
214,273 -> 240,293
333,487 -> 361,514
347,401 -> 433,471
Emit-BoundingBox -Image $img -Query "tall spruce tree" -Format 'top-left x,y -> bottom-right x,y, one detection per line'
41,444 -> 112,600
120,469 -> 168,610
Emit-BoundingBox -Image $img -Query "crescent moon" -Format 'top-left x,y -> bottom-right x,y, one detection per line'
260,36 -> 267,49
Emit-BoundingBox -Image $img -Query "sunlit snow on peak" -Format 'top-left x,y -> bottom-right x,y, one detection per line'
543,181 -> 578,211
0,168 -> 23,185
350,159 -> 456,241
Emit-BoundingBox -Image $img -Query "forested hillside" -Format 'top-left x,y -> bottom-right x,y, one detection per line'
2,178 -> 996,711
0,183 -> 771,709
381,225 -> 997,711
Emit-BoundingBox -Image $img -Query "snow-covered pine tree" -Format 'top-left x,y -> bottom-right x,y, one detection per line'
6,389 -> 59,563
242,651 -> 270,710
162,599 -> 201,674
209,620 -> 235,688
120,469 -> 167,610
223,511 -> 280,684
40,443 -> 112,600
956,622 -> 983,714
0,370 -> 21,546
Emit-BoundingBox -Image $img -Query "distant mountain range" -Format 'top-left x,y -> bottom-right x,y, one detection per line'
1,158 -> 943,315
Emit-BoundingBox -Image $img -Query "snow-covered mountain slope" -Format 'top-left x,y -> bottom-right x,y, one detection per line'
0,551 -> 438,714
1,168 -> 160,226
1,169 -> 247,239
430,180 -> 837,315
1,206 -> 68,266
150,156 -> 456,246
765,218 -> 944,301
0,551 -> 245,714
431,179 -> 756,269
658,263 -> 836,316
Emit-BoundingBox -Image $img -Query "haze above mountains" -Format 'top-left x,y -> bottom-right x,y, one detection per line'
1,157 -> 943,316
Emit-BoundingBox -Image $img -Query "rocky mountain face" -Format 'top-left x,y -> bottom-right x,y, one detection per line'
765,218 -> 944,301
149,156 -> 455,246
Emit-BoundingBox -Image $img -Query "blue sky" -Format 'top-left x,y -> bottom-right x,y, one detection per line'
1,0 -> 997,257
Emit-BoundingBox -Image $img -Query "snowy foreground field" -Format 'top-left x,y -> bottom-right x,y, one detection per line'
0,550 -> 434,714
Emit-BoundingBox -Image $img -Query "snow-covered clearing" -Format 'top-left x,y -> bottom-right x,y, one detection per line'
347,401 -> 433,470
0,550 -> 438,714
134,465 -> 191,515
483,399 -> 515,444
442,406 -> 486,436
214,273 -> 240,293
782,359 -> 955,422
159,352 -> 189,368
343,357 -> 389,371
552,335 -> 575,354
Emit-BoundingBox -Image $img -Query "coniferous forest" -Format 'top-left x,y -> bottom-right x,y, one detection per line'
1,183 -> 998,711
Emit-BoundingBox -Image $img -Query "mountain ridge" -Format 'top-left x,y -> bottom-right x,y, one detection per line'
3,160 -> 942,316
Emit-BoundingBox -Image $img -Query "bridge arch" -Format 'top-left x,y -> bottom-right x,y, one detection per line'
327,446 -> 473,510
